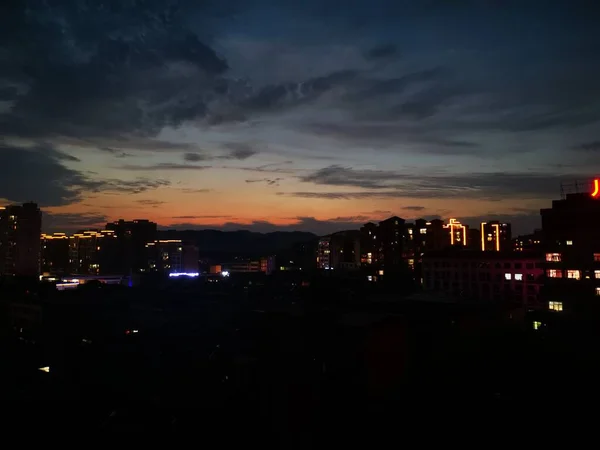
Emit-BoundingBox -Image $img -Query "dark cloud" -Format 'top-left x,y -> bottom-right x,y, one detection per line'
572,141 -> 600,152
402,206 -> 425,211
183,152 -> 210,162
137,199 -> 166,206
171,215 -> 234,220
121,163 -> 211,171
0,143 -> 169,206
43,212 -> 108,232
100,147 -> 133,158
245,178 -> 283,186
0,1 -> 227,141
365,44 -> 399,60
296,165 -> 574,200
177,187 -> 213,194
223,143 -> 259,160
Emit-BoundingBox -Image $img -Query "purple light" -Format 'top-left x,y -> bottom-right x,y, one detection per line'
169,272 -> 200,278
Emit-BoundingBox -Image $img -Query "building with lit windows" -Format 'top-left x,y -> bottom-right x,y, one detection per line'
146,239 -> 184,273
512,229 -> 543,252
540,179 -> 600,314
479,221 -> 512,252
68,230 -> 119,275
378,216 -> 405,269
317,231 -> 361,270
422,249 -> 543,308
0,202 -> 42,276
41,233 -> 70,274
360,222 -> 379,265
316,236 -> 331,269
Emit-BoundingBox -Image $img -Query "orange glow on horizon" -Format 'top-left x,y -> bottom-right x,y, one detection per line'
592,179 -> 599,197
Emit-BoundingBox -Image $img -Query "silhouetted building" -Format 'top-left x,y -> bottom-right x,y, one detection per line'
513,229 -> 543,252
444,218 -> 468,248
479,221 -> 512,251
41,233 -> 70,274
360,222 -> 379,265
317,236 -> 331,269
330,230 -> 361,270
422,249 -> 543,308
146,239 -> 185,273
67,230 -> 119,275
540,180 -> 600,314
0,202 -> 42,276
378,216 -> 405,269
106,219 -> 157,274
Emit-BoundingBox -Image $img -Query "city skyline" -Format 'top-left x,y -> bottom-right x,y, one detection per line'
2,1 -> 600,235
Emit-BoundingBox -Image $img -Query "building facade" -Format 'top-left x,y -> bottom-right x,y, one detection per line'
422,249 -> 543,308
480,221 -> 512,252
0,202 -> 42,276
540,183 -> 600,314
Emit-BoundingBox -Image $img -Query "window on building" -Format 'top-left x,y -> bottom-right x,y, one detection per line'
504,273 -> 512,280
596,287 -> 600,297
549,301 -> 563,312
594,253 -> 600,262
515,263 -> 522,269
514,274 -> 523,281
504,262 -> 511,269
526,263 -> 534,269
527,273 -> 535,281
566,270 -> 581,280
547,269 -> 562,278
546,253 -> 561,262
533,321 -> 542,330
595,270 -> 600,279
566,240 -> 573,246
495,263 -> 502,269
419,228 -> 427,234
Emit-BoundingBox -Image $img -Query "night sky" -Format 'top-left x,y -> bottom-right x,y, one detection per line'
1,1 -> 600,234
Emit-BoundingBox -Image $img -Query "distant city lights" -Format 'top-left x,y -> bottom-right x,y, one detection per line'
168,272 -> 199,278
38,366 -> 50,373
221,271 -> 230,277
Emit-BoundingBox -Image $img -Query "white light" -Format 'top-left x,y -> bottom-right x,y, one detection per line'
39,366 -> 50,373
132,329 -> 139,334
169,272 -> 199,278
221,271 -> 230,277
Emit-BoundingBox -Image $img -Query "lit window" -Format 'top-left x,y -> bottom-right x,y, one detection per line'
596,287 -> 600,297
594,253 -> 600,262
567,270 -> 581,280
420,228 -> 427,234
504,273 -> 512,280
595,270 -> 600,279
378,270 -> 384,276
549,301 -> 563,312
547,269 -> 562,278
514,274 -> 523,281
546,253 -> 561,262
533,321 -> 542,330
408,229 -> 413,235
566,240 -> 573,246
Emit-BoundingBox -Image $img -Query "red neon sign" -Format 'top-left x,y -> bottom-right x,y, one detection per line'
592,179 -> 600,198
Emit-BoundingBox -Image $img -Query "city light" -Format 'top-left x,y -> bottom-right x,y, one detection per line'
38,366 -> 50,373
592,179 -> 599,197
168,272 -> 199,278
221,271 -> 230,277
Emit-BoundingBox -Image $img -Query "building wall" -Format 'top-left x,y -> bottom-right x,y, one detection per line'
423,251 -> 543,308
0,202 -> 41,276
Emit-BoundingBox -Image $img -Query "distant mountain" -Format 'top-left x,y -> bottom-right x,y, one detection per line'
158,229 -> 317,256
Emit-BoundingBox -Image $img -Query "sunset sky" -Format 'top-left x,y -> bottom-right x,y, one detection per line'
1,1 -> 600,234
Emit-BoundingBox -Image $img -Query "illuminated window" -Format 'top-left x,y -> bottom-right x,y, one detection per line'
378,270 -> 384,276
504,273 -> 512,280
549,301 -> 563,312
596,287 -> 600,297
566,270 -> 581,280
533,321 -> 542,330
547,269 -> 562,278
408,229 -> 413,235
419,228 -> 427,234
595,270 -> 600,279
546,253 -> 561,262
566,240 -> 573,246
514,274 -> 523,281
594,253 -> 600,262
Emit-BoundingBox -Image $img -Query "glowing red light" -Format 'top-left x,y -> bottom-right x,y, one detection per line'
592,179 -> 600,197
125,330 -> 130,335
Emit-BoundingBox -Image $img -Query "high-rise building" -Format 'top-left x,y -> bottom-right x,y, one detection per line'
360,222 -> 379,265
67,230 -> 119,275
540,179 -> 600,314
146,239 -> 183,273
41,233 -> 70,274
444,218 -> 469,247
106,219 -> 157,274
0,202 -> 42,276
378,216 -> 405,269
316,236 -> 331,269
480,221 -> 512,252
